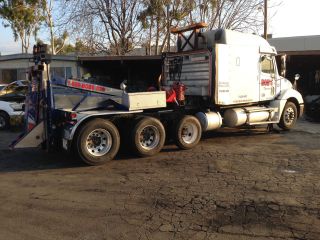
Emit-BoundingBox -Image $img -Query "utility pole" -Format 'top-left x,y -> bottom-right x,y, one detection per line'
167,4 -> 170,52
264,0 -> 268,40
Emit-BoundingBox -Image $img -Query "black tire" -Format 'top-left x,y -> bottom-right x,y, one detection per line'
175,115 -> 202,150
0,112 -> 10,130
278,101 -> 298,130
76,118 -> 120,165
131,117 -> 165,157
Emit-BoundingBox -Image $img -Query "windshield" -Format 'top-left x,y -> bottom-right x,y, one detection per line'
0,81 -> 28,101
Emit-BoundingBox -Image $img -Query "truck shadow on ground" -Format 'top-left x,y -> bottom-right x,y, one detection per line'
0,128 -> 283,173
0,148 -> 156,173
0,149 -> 86,173
203,127 -> 282,139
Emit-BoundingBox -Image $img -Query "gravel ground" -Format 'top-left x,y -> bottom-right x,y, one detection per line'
0,119 -> 320,240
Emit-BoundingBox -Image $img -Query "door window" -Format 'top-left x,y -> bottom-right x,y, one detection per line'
51,67 -> 65,78
66,67 -> 72,79
261,56 -> 275,75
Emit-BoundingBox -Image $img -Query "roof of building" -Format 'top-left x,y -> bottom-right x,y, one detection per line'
268,35 -> 320,55
0,52 -> 162,62
78,55 -> 162,61
0,53 -> 78,62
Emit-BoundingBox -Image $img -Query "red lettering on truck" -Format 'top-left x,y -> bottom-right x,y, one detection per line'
261,79 -> 273,86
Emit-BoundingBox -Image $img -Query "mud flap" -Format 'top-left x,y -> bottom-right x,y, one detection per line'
12,121 -> 45,149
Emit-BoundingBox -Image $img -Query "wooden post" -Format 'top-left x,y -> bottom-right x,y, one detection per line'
264,0 -> 268,40
167,4 -> 170,51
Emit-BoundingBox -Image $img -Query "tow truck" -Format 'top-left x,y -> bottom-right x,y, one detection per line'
12,23 -> 304,165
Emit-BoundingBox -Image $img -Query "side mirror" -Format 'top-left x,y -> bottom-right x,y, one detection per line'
294,74 -> 300,81
120,80 -> 127,92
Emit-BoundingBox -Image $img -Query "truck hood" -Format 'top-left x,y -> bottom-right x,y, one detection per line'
279,76 -> 293,90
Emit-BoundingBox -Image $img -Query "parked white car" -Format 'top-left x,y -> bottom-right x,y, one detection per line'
0,80 -> 28,129
0,101 -> 24,129
0,84 -> 7,91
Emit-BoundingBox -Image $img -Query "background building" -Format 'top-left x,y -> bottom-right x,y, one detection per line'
79,55 -> 162,90
269,35 -> 320,96
0,52 -> 162,91
2,35 -> 320,96
0,54 -> 79,84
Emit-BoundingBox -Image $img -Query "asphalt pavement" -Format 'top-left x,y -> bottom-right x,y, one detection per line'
0,120 -> 320,240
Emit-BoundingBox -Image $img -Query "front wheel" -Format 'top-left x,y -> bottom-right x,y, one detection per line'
278,101 -> 298,130
175,115 -> 202,150
0,112 -> 9,130
76,119 -> 120,165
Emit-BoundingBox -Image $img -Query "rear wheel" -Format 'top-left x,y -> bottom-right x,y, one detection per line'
76,119 -> 120,165
278,101 -> 298,130
0,112 -> 9,130
131,117 -> 165,157
175,115 -> 202,150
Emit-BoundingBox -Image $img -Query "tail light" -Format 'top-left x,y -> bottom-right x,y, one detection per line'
69,112 -> 77,120
64,111 -> 77,124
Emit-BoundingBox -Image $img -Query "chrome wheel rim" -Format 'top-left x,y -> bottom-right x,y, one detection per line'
139,125 -> 160,150
284,107 -> 295,125
181,122 -> 198,144
86,129 -> 112,156
0,116 -> 6,128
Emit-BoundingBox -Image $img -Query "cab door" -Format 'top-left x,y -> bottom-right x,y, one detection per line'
259,55 -> 279,101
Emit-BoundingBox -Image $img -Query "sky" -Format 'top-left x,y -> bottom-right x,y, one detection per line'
269,0 -> 320,37
0,0 -> 319,55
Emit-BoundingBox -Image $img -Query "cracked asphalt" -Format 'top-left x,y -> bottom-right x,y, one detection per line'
0,119 -> 320,240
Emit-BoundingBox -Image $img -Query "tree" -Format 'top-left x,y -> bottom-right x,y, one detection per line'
92,0 -> 142,55
40,0 -> 70,54
188,0 -> 264,32
138,0 -> 165,55
139,0 -> 266,55
59,0 -> 143,55
138,0 -> 193,55
60,40 -> 96,55
74,40 -> 95,54
51,30 -> 69,54
57,0 -> 266,56
0,0 -> 44,53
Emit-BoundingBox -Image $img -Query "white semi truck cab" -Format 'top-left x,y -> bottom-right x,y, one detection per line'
163,24 -> 304,130
13,24 -> 304,165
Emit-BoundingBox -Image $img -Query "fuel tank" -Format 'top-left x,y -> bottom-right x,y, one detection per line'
223,107 -> 275,127
196,112 -> 222,131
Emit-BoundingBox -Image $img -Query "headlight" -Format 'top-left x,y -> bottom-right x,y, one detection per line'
10,103 -> 24,111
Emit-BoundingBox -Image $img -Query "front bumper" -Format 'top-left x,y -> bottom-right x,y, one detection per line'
62,138 -> 70,151
299,103 -> 305,117
9,112 -> 24,126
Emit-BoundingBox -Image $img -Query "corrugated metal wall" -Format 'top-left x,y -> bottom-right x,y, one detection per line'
163,50 -> 212,96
